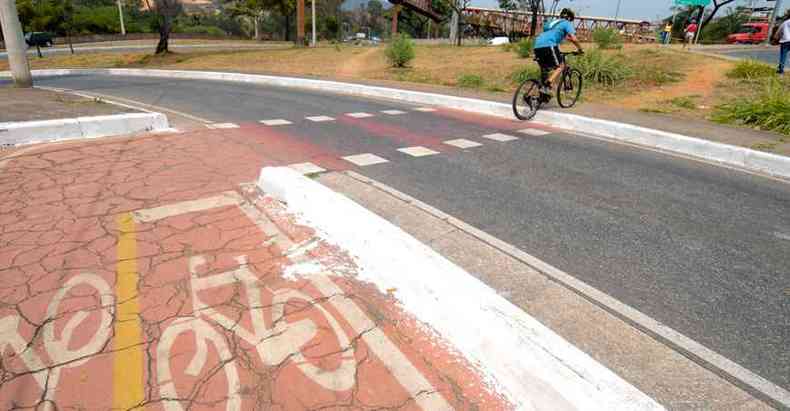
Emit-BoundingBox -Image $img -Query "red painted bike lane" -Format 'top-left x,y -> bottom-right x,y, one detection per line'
0,128 -> 510,410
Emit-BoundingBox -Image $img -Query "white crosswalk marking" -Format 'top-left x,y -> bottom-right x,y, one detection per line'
206,123 -> 239,129
519,128 -> 551,136
482,133 -> 519,142
346,112 -> 374,119
381,110 -> 406,115
398,146 -> 439,157
413,107 -> 437,112
288,162 -> 326,175
444,139 -> 482,149
259,119 -> 293,126
306,116 -> 335,122
342,153 -> 389,166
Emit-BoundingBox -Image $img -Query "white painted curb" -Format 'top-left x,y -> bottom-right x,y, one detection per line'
0,112 -> 170,146
3,68 -> 789,180
257,166 -> 665,411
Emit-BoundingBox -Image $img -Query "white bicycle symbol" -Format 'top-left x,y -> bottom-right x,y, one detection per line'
156,255 -> 357,410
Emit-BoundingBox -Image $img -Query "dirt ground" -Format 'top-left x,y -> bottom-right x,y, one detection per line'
0,87 -> 134,123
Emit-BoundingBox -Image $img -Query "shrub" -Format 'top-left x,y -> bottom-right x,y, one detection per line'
385,34 -> 416,68
568,49 -> 632,88
727,60 -> 776,80
713,79 -> 790,135
515,37 -> 534,58
179,25 -> 225,37
500,42 -> 515,52
669,96 -> 698,110
592,27 -> 623,50
509,65 -> 541,84
457,74 -> 485,88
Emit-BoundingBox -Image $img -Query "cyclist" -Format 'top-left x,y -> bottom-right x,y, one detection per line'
533,8 -> 584,96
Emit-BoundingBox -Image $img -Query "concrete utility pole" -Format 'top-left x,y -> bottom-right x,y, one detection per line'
0,0 -> 33,87
117,0 -> 126,36
311,0 -> 316,47
764,0 -> 784,45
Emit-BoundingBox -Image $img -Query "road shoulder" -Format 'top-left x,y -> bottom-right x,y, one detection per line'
317,170 -> 773,411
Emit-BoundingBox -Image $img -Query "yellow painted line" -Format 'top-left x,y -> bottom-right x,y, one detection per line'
114,213 -> 144,409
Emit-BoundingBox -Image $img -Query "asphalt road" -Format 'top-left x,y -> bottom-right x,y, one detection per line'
718,47 -> 781,64
13,74 -> 790,394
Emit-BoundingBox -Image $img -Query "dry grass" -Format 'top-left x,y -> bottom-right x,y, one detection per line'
1,43 -> 732,121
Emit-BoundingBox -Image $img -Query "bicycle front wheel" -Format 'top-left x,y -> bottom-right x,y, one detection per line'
512,79 -> 542,121
557,68 -> 583,109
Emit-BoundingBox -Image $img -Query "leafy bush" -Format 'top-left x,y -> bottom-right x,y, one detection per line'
727,60 -> 776,80
669,96 -> 698,110
713,79 -> 790,135
500,42 -> 515,52
457,74 -> 485,88
515,37 -> 534,58
592,27 -> 623,50
385,34 -> 416,68
568,49 -> 632,88
509,65 -> 541,84
178,25 -> 225,36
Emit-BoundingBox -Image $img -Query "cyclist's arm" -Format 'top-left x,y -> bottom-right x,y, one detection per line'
567,34 -> 583,53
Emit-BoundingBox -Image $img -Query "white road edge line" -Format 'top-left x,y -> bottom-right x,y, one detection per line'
132,191 -> 243,222
340,170 -> 790,410
34,86 -> 214,124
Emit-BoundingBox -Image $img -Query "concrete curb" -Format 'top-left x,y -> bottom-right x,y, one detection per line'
257,166 -> 665,411
3,68 -> 789,181
0,112 -> 170,147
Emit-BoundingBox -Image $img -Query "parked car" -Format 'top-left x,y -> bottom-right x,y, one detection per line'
488,36 -> 510,46
727,23 -> 769,44
24,32 -> 55,48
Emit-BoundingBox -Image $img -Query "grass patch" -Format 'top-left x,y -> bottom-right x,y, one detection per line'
713,78 -> 790,135
509,65 -> 541,85
639,107 -> 672,114
569,49 -> 632,88
592,28 -> 624,50
750,141 -> 779,151
669,95 -> 699,110
515,38 -> 534,59
727,60 -> 776,80
457,73 -> 485,88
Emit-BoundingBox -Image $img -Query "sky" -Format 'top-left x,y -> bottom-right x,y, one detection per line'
470,0 -> 790,21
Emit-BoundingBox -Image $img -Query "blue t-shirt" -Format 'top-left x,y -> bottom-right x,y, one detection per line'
534,19 -> 576,49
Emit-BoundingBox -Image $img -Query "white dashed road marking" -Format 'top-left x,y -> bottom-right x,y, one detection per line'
288,162 -> 326,175
483,133 -> 519,142
346,112 -> 375,119
398,146 -> 439,157
343,153 -> 390,166
306,116 -> 335,122
413,107 -> 437,112
444,139 -> 482,149
259,119 -> 293,126
381,110 -> 406,115
519,128 -> 551,136
206,123 -> 240,129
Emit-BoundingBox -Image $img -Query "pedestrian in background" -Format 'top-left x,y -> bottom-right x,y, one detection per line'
775,12 -> 790,74
683,20 -> 698,48
662,22 -> 673,45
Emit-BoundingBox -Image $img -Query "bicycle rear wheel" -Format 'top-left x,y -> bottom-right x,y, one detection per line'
557,68 -> 583,109
512,79 -> 542,121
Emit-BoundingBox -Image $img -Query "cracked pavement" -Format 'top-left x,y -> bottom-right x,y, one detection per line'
0,128 -> 511,410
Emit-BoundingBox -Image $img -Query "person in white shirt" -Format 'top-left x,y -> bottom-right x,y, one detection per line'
777,14 -> 790,74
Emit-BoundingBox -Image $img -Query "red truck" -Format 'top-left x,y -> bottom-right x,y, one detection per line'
727,22 -> 770,44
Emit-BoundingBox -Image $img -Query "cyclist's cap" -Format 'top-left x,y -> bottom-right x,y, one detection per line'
560,8 -> 575,21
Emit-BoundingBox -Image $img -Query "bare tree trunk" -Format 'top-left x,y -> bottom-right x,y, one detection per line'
156,15 -> 171,54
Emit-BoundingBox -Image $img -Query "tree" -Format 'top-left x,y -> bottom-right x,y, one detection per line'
498,0 -> 516,40
441,0 -> 471,45
367,0 -> 383,36
224,0 -> 269,39
516,0 -> 543,37
701,0 -> 737,29
144,0 -> 183,54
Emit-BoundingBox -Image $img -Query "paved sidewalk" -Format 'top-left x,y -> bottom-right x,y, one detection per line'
0,87 -> 133,122
0,129 -> 514,409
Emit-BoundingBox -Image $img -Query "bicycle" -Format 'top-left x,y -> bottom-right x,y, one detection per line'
512,50 -> 584,121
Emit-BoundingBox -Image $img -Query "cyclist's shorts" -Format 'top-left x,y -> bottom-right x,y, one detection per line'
534,46 -> 564,71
